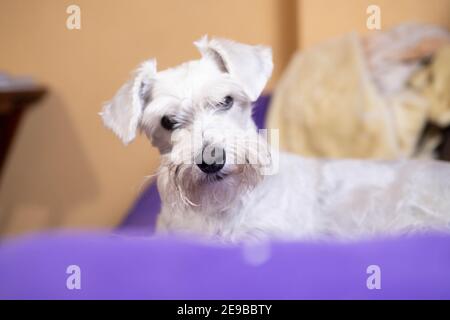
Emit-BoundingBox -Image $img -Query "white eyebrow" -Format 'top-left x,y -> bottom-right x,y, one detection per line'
201,78 -> 249,107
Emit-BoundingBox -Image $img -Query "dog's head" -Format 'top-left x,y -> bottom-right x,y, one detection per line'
101,36 -> 273,210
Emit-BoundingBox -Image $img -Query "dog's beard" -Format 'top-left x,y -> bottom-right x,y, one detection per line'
158,138 -> 270,213
165,163 -> 262,211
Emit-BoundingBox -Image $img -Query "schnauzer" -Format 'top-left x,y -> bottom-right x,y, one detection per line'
102,36 -> 450,242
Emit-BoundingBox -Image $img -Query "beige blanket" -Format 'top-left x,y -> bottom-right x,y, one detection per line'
268,28 -> 450,160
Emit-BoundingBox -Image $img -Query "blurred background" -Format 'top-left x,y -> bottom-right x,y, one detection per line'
0,0 -> 449,238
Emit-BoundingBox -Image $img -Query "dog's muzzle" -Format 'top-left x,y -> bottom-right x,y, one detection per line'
196,145 -> 226,174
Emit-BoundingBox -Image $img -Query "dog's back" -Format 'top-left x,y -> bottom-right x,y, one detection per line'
239,153 -> 450,241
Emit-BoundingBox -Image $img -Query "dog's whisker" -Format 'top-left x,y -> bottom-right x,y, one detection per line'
137,172 -> 158,192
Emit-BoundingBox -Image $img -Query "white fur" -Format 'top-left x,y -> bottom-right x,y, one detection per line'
102,36 -> 450,243
158,154 -> 450,242
101,59 -> 157,144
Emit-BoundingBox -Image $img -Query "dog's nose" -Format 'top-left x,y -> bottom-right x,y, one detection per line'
197,146 -> 226,174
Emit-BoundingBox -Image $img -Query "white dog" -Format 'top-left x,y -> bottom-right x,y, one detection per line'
102,36 -> 450,242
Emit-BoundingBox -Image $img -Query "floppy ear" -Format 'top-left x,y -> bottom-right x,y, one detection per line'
100,59 -> 157,144
194,36 -> 273,101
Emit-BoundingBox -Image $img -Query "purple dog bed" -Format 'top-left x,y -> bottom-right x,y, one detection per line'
1,233 -> 450,299
1,95 -> 450,299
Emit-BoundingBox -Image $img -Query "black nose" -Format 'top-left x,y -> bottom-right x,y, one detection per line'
197,146 -> 226,174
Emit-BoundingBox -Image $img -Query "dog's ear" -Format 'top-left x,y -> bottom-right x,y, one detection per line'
101,59 -> 157,144
194,36 -> 273,101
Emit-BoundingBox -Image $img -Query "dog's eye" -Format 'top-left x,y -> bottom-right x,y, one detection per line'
217,96 -> 234,110
160,115 -> 177,131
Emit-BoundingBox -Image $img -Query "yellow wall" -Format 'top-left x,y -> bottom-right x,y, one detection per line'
0,0 -> 296,236
299,0 -> 450,48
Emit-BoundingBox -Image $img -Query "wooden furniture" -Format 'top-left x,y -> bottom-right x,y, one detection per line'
0,86 -> 46,181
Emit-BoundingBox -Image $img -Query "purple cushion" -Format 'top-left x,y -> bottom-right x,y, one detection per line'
1,232 -> 450,299
119,95 -> 271,232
